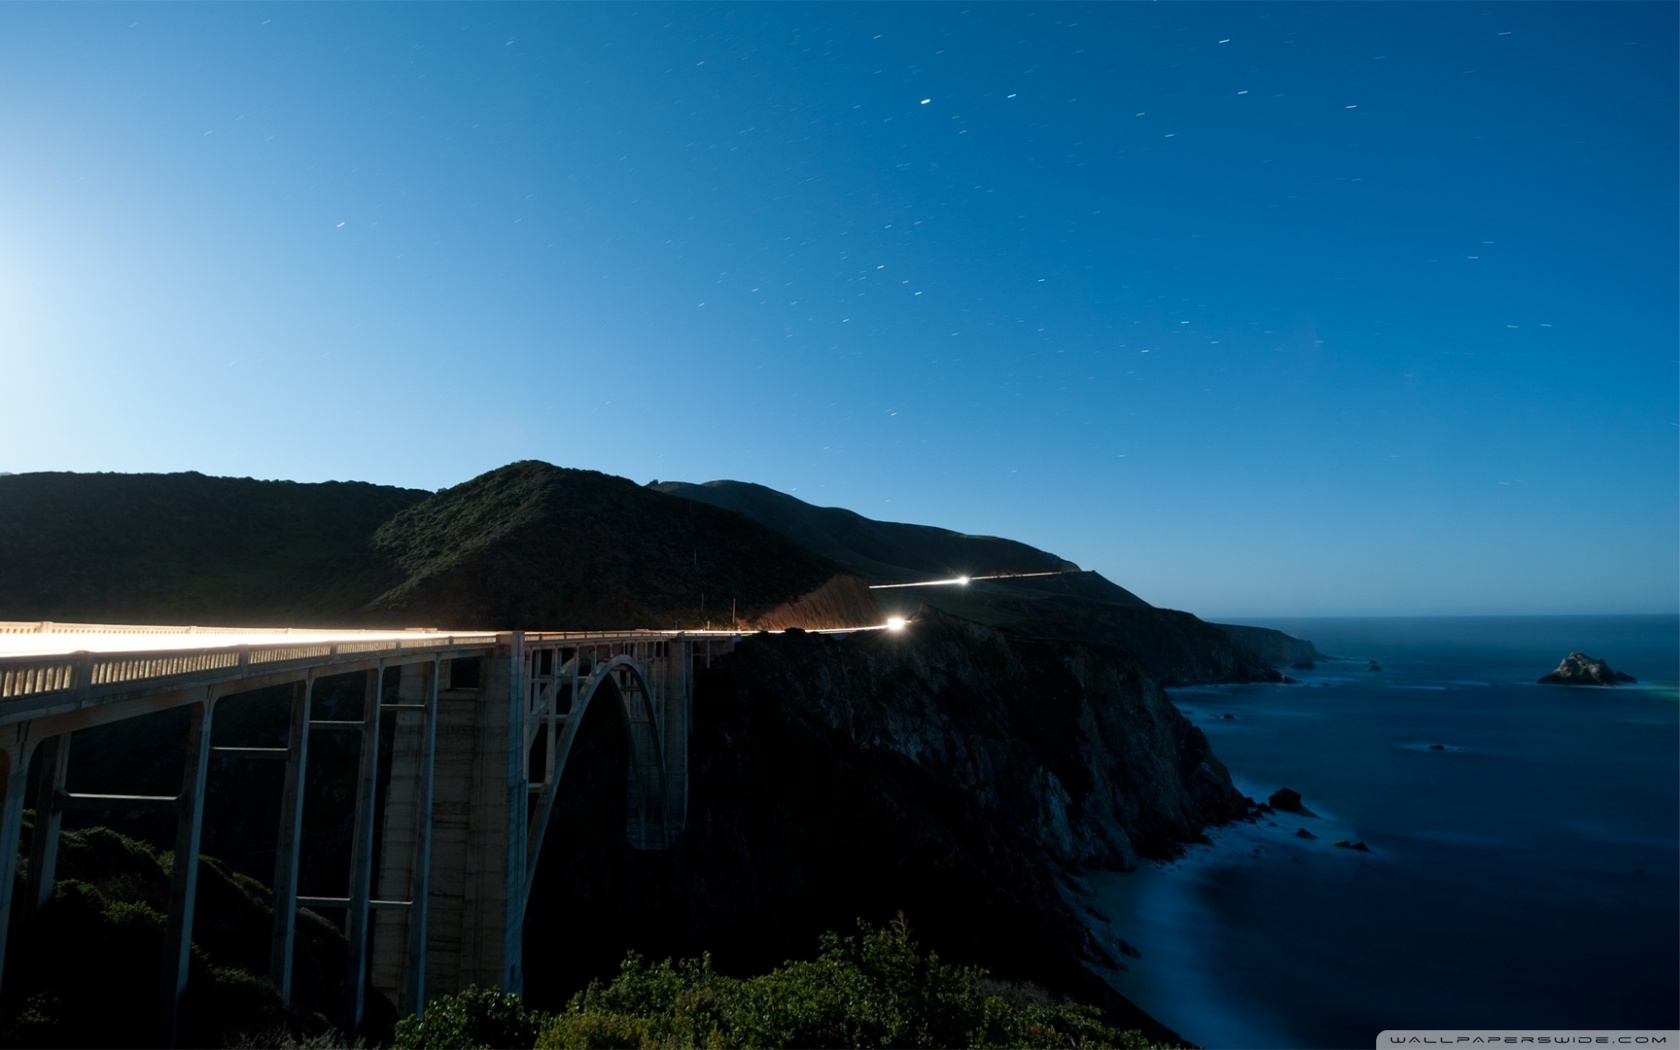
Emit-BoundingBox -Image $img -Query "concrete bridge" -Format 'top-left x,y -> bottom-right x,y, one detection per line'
0,620 -> 773,1041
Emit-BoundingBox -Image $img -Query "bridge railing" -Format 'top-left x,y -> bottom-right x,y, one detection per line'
0,621 -> 365,636
0,634 -> 501,705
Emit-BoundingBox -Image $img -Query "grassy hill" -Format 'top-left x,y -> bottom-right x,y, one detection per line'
0,463 -> 846,631
0,471 -> 427,626
651,479 -> 1297,682
0,463 -> 1311,666
650,479 -> 1091,584
360,462 -> 840,630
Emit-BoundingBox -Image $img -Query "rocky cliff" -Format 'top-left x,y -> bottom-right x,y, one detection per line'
524,611 -> 1245,1044
1212,622 -> 1326,669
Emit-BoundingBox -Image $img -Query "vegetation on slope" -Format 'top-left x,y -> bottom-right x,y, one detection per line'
0,463 -> 852,631
651,478 -> 1086,585
655,478 -> 1304,680
0,471 -> 426,626
395,919 -> 1175,1050
363,462 -> 840,629
0,823 -> 358,1049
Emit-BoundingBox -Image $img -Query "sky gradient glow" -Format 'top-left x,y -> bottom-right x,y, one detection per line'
2,3 -> 1675,618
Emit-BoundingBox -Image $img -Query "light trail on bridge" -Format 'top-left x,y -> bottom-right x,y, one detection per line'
0,625 -> 479,658
866,569 -> 1078,590
0,621 -> 898,659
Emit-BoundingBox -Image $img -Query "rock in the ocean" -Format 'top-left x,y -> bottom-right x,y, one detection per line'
1428,743 -> 1445,751
1538,652 -> 1636,687
1295,828 -> 1316,840
1269,788 -> 1304,812
1333,840 -> 1371,852
1368,660 -> 1381,672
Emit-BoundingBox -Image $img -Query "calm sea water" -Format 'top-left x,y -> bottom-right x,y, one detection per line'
1092,615 -> 1679,1050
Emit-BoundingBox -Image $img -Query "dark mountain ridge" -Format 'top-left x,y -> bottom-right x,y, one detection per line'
654,478 -> 1305,684
0,470 -> 427,626
0,463 -> 840,632
650,478 -> 1091,585
357,462 -> 838,630
0,464 -> 1312,679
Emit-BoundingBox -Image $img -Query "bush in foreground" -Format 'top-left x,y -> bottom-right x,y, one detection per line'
397,918 -> 1173,1049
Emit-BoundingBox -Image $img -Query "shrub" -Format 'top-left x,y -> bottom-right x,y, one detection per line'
393,985 -> 550,1050
525,916 -> 1173,1049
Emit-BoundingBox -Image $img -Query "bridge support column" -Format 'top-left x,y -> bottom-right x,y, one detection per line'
366,657 -> 439,1016
270,678 -> 313,1007
159,695 -> 215,1045
0,733 -> 35,1008
498,636 -> 527,996
418,640 -> 526,1000
657,642 -> 690,840
25,733 -> 70,912
344,666 -> 384,1032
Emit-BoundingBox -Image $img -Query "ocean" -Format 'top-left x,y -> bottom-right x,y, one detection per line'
1091,615 -> 1679,1050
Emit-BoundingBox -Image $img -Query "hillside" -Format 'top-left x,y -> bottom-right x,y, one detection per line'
0,471 -> 427,625
0,465 -> 1315,673
654,479 -> 1299,682
0,464 -> 847,631
650,479 -> 1090,585
360,462 -> 841,630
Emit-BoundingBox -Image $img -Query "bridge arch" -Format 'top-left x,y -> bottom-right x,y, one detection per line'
522,651 -> 669,921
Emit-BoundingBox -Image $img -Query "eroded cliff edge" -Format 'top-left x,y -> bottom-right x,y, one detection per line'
527,610 -> 1246,1043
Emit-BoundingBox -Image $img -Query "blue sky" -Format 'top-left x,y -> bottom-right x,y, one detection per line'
2,3 -> 1675,617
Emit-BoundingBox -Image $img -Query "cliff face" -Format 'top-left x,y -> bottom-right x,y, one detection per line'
1213,623 -> 1325,668
524,612 -> 1243,1042
905,585 -> 1285,685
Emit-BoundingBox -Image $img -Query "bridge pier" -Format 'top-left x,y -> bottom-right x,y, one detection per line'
344,666 -> 385,1031
0,738 -> 31,1005
159,695 -> 215,1044
370,659 -> 439,1015
269,677 -> 314,1006
25,733 -> 70,912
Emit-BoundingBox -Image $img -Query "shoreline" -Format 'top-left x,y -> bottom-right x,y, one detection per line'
1084,791 -> 1381,1050
1082,620 -> 1679,1049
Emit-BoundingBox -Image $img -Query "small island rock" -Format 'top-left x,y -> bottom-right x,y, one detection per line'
1295,828 -> 1316,840
1538,652 -> 1636,687
1368,660 -> 1382,672
1269,788 -> 1304,812
1333,840 -> 1371,852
